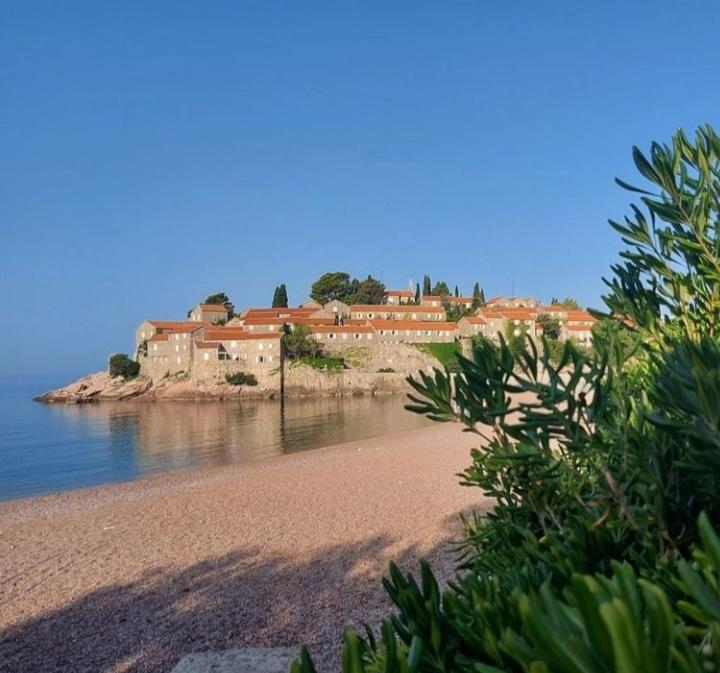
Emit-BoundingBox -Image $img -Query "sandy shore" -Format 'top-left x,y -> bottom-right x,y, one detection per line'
0,423 -> 489,673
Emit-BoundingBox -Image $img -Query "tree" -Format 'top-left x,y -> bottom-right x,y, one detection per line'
536,312 -> 561,340
272,284 -> 288,308
430,280 -> 449,296
551,296 -> 581,309
281,324 -> 324,359
471,282 -> 485,310
109,353 -> 140,380
414,282 -> 420,304
454,285 -> 459,297
422,275 -> 431,296
204,292 -> 235,317
291,126 -> 720,673
310,272 -> 351,304
347,275 -> 385,305
225,371 -> 258,386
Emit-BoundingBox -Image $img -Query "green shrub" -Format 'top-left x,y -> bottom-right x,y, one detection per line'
413,342 -> 461,370
377,367 -> 396,373
109,353 -> 140,380
292,126 -> 720,673
282,324 -> 324,359
225,371 -> 258,386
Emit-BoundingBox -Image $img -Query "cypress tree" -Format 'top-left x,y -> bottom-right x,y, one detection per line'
415,282 -> 420,303
422,275 -> 431,296
271,286 -> 280,308
277,283 -> 289,308
473,282 -> 481,299
454,285 -> 459,297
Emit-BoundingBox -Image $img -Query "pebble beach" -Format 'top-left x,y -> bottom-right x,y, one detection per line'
0,422 -> 489,673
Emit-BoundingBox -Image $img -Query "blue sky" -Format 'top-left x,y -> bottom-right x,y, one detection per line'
1,1 -> 719,378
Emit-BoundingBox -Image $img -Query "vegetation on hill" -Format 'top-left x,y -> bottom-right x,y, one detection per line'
412,341 -> 461,370
109,353 -> 140,380
292,126 -> 720,673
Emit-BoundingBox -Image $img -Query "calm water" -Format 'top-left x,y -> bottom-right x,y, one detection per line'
0,377 -> 429,502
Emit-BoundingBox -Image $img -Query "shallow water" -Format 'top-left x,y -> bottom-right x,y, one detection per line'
0,377 -> 430,502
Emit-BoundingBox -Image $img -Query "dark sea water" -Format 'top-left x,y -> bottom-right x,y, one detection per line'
0,377 -> 429,503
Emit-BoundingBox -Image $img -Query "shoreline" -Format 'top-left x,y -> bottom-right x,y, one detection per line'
0,422 -> 489,673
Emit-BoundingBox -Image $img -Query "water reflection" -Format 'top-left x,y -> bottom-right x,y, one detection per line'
1,396 -> 429,501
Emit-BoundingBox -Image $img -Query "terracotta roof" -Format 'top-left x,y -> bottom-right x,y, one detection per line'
343,319 -> 370,326
369,320 -> 458,331
197,304 -> 228,312
290,317 -> 337,326
351,305 -> 445,313
566,324 -> 593,331
243,307 -> 316,316
204,329 -> 281,342
149,333 -> 169,342
147,320 -> 204,330
309,325 -> 374,334
384,289 -> 414,296
566,310 -> 595,321
169,323 -> 206,334
195,341 -> 219,349
243,317 -> 287,325
463,317 -> 487,325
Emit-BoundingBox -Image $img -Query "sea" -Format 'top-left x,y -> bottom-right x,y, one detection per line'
0,376 -> 430,502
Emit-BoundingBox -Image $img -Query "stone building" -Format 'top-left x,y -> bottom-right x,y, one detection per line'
309,324 -> 375,345
188,303 -> 229,324
368,320 -> 458,342
383,289 -> 414,305
350,305 -> 446,322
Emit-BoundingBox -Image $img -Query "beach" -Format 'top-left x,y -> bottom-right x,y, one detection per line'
0,422 -> 489,673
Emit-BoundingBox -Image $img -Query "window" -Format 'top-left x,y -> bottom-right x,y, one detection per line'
153,344 -> 157,351
175,345 -> 179,352
342,333 -> 347,339
231,341 -> 236,347
329,333 -> 335,339
367,334 -> 373,340
176,356 -> 181,363
203,352 -> 209,361
268,355 -> 273,362
257,355 -> 266,364
258,343 -> 264,350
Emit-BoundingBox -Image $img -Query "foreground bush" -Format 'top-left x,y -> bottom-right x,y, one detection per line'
225,371 -> 258,386
108,353 -> 140,380
292,126 -> 720,673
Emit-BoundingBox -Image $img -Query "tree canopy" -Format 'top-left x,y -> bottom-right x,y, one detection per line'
430,280 -> 450,296
272,284 -> 288,308
347,275 -> 385,305
309,272 -> 352,304
422,274 -> 431,296
550,296 -> 581,309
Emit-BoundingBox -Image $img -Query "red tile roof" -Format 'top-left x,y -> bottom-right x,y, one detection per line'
195,341 -> 220,349
147,321 -> 204,330
309,325 -> 374,334
351,305 -> 445,313
566,310 -> 595,321
149,333 -> 169,342
198,304 -> 228,312
463,317 -> 487,324
369,320 -> 458,331
384,289 -> 414,296
566,324 -> 594,331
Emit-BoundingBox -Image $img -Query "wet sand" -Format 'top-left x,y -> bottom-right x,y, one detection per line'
0,422 -> 489,673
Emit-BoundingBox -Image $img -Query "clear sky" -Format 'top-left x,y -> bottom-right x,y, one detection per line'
2,1 -> 719,378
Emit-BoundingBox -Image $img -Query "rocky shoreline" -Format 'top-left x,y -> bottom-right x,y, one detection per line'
36,368 -> 418,403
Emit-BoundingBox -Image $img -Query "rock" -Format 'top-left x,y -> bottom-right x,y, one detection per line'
36,371 -> 153,403
171,648 -> 296,673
